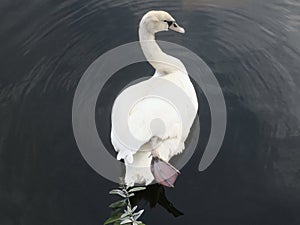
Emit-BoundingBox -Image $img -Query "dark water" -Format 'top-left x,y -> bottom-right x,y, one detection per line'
1,0 -> 300,224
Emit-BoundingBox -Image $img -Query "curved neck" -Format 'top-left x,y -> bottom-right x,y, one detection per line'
138,27 -> 186,75
138,27 -> 164,64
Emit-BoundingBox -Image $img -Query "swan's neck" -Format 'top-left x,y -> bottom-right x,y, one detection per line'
138,27 -> 186,75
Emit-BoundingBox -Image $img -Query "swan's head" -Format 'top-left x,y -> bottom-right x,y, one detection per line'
139,10 -> 185,34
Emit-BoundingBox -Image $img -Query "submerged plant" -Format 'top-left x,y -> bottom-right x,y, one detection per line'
104,179 -> 146,225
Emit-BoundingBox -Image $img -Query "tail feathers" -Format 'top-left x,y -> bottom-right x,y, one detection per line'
117,150 -> 134,164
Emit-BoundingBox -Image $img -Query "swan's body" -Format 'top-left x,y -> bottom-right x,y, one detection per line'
111,11 -> 198,186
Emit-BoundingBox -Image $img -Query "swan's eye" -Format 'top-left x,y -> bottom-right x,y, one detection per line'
163,20 -> 173,27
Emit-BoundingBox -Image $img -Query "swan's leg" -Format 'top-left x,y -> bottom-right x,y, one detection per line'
150,136 -> 180,187
150,137 -> 171,161
150,136 -> 160,158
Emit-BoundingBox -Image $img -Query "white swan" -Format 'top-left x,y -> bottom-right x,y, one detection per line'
111,10 -> 198,187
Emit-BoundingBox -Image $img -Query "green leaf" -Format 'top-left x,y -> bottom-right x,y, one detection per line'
120,218 -> 132,224
109,189 -> 126,198
109,200 -> 126,209
131,205 -> 138,213
103,214 -> 121,225
133,209 -> 144,220
128,187 -> 146,193
110,208 -> 122,217
109,188 -> 121,192
121,212 -> 130,218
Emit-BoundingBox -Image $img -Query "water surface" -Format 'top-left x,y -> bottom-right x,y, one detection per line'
1,0 -> 300,224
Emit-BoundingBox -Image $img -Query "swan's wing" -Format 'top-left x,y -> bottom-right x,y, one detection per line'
111,78 -> 182,162
111,75 -> 197,164
111,96 -> 181,163
111,79 -> 150,163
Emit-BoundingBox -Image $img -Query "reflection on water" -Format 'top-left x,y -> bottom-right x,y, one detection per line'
130,184 -> 184,217
0,0 -> 300,224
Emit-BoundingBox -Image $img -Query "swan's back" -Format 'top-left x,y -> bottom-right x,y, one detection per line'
111,71 -> 197,164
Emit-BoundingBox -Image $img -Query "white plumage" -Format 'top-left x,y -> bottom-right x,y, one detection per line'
111,11 -> 198,186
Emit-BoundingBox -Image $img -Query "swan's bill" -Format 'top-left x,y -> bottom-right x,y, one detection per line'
169,22 -> 185,34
